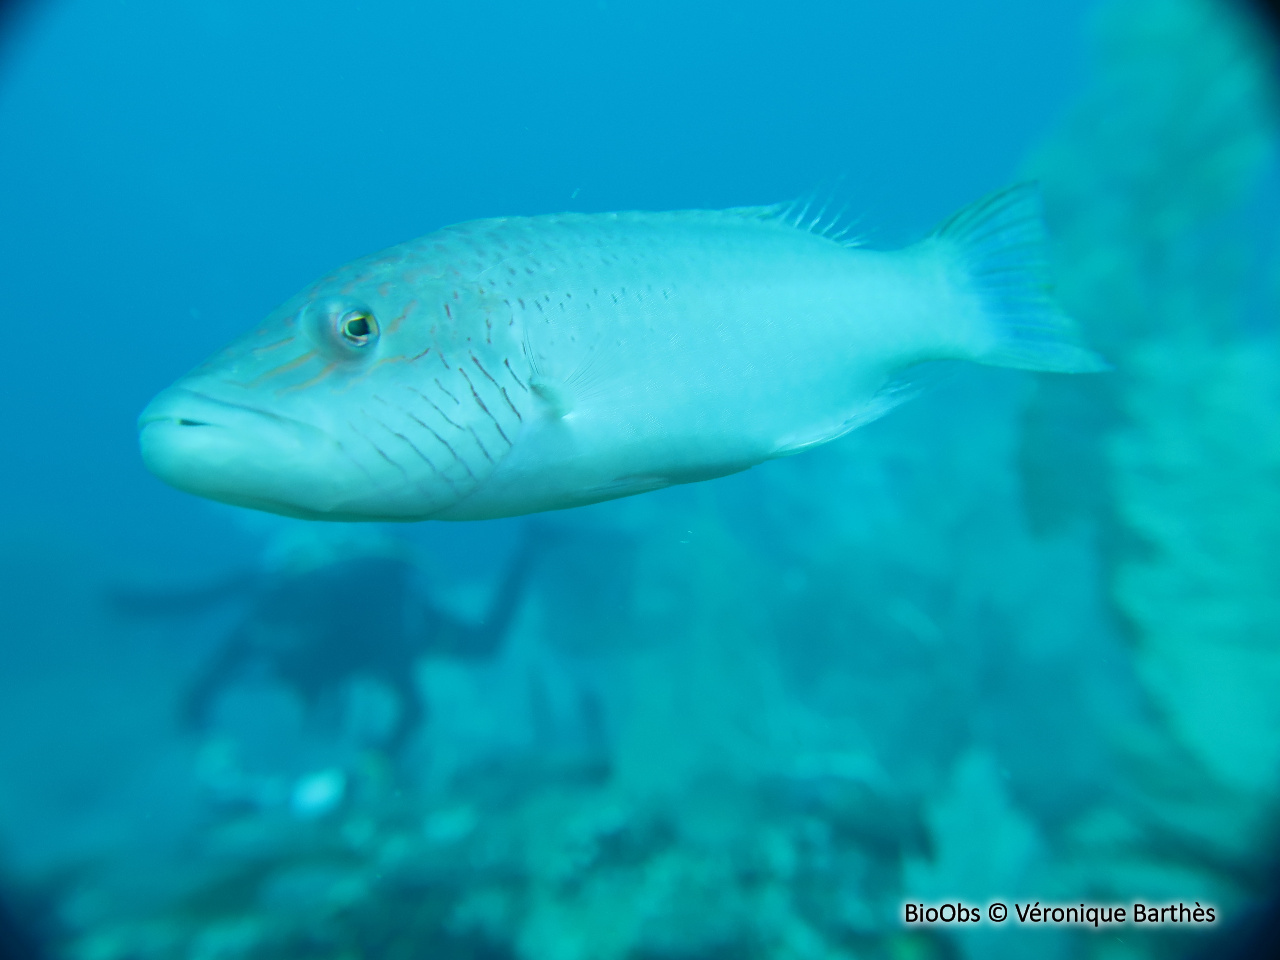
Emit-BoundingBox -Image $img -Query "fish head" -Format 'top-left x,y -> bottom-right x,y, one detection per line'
139,247 -> 518,521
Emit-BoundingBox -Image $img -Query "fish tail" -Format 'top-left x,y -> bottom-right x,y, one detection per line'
933,182 -> 1108,373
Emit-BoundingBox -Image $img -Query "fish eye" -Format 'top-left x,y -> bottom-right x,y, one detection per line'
338,310 -> 378,347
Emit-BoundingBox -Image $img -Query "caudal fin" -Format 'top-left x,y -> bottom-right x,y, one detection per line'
935,183 -> 1108,374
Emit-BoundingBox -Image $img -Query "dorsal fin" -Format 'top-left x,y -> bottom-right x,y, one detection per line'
771,178 -> 866,246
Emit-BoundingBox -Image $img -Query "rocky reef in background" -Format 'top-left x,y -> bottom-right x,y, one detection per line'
40,1 -> 1280,958
1025,0 -> 1280,928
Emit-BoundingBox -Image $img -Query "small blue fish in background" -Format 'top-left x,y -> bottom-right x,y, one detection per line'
138,183 -> 1104,521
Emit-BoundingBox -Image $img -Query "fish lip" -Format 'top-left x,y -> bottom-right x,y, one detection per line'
137,387 -> 313,433
138,384 -> 358,516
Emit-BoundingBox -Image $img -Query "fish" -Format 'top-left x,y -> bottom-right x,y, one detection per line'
138,183 -> 1105,522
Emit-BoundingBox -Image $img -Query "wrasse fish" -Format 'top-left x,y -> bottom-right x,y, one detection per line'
139,183 -> 1103,521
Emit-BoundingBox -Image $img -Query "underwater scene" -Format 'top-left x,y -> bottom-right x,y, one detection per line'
3,0 -> 1280,957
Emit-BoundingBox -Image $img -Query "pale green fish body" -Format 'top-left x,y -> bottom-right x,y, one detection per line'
139,184 -> 1103,521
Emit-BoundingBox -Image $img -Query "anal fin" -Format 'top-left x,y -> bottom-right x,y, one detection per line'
771,364 -> 949,458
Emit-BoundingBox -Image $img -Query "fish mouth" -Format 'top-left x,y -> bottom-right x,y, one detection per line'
138,386 -> 351,518
138,388 -> 310,433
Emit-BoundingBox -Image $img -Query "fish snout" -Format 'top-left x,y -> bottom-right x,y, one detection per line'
138,384 -> 357,518
139,386 -> 287,433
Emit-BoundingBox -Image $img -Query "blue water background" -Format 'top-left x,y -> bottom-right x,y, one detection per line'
0,0 -> 1087,562
1,1 -> 1278,958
